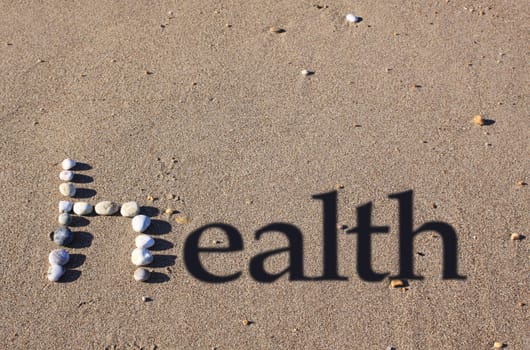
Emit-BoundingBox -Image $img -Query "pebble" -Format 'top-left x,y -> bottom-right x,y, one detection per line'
49,249 -> 70,265
390,279 -> 406,288
47,264 -> 65,282
58,200 -> 73,213
175,215 -> 190,224
95,201 -> 120,216
58,213 -> 72,225
73,202 -> 93,216
301,69 -> 314,76
59,182 -> 76,197
134,267 -> 151,282
510,233 -> 522,241
517,180 -> 527,186
345,14 -> 361,23
132,215 -> 151,233
53,227 -> 74,246
135,234 -> 155,249
59,170 -> 74,181
61,158 -> 76,170
269,26 -> 285,33
121,201 -> 140,217
493,341 -> 504,348
165,208 -> 173,215
131,248 -> 154,266
472,115 -> 485,125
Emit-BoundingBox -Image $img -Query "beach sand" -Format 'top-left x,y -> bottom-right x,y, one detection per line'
0,1 -> 528,349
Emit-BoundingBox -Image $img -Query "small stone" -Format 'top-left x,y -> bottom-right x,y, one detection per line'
244,199 -> 253,205
337,224 -> 347,230
146,195 -> 154,201
335,184 -> 344,190
269,26 -> 285,33
58,213 -> 72,225
517,301 -> 525,307
134,268 -> 151,282
121,201 -> 140,217
175,215 -> 190,224
59,170 -> 74,181
472,115 -> 485,126
135,234 -> 155,249
73,202 -> 93,216
59,183 -> 76,197
517,180 -> 527,186
131,248 -> 154,266
142,296 -> 152,302
47,264 -> 65,282
301,69 -> 314,76
431,203 -> 438,209
345,14 -> 361,23
242,319 -> 251,326
95,201 -> 120,215
53,227 -> 74,246
165,208 -> 173,215
61,158 -> 76,170
493,341 -> 504,348
58,200 -> 73,213
49,249 -> 70,265
510,233 -> 522,241
132,215 -> 151,233
390,279 -> 406,288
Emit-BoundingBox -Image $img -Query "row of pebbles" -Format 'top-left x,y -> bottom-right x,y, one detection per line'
48,158 -> 156,282
48,158 -> 78,282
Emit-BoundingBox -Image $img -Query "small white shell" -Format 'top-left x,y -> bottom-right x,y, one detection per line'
59,170 -> 74,181
59,182 -> 76,197
47,264 -> 65,282
49,249 -> 70,265
120,201 -> 140,217
133,267 -> 151,282
61,158 -> 76,170
132,215 -> 151,233
135,234 -> 155,249
95,201 -> 120,216
345,14 -> 361,23
73,202 -> 93,216
301,69 -> 314,76
58,200 -> 73,213
131,248 -> 154,266
58,213 -> 72,225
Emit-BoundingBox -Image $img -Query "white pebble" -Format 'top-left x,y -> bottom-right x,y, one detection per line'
121,201 -> 140,217
131,248 -> 154,266
301,69 -> 314,76
134,267 -> 151,282
61,158 -> 76,170
49,249 -> 70,265
346,14 -> 361,23
132,215 -> 151,233
58,213 -> 72,225
135,234 -> 155,249
58,200 -> 73,213
59,182 -> 76,197
59,170 -> 74,181
95,201 -> 120,216
47,264 -> 65,282
73,202 -> 93,216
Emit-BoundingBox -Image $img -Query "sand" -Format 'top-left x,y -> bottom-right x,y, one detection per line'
0,1 -> 528,349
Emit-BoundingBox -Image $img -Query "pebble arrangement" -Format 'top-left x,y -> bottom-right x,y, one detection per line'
48,158 -> 155,283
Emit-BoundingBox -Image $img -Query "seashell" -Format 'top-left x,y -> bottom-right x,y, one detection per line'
73,202 -> 93,216
135,234 -> 155,249
131,248 -> 154,266
58,200 -> 73,213
61,158 -> 76,170
133,267 -> 151,282
49,249 -> 70,265
59,170 -> 74,181
53,227 -> 73,246
132,215 -> 151,233
58,213 -> 72,225
47,264 -> 65,282
59,182 -> 76,197
345,14 -> 361,23
121,201 -> 140,217
95,201 -> 120,216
